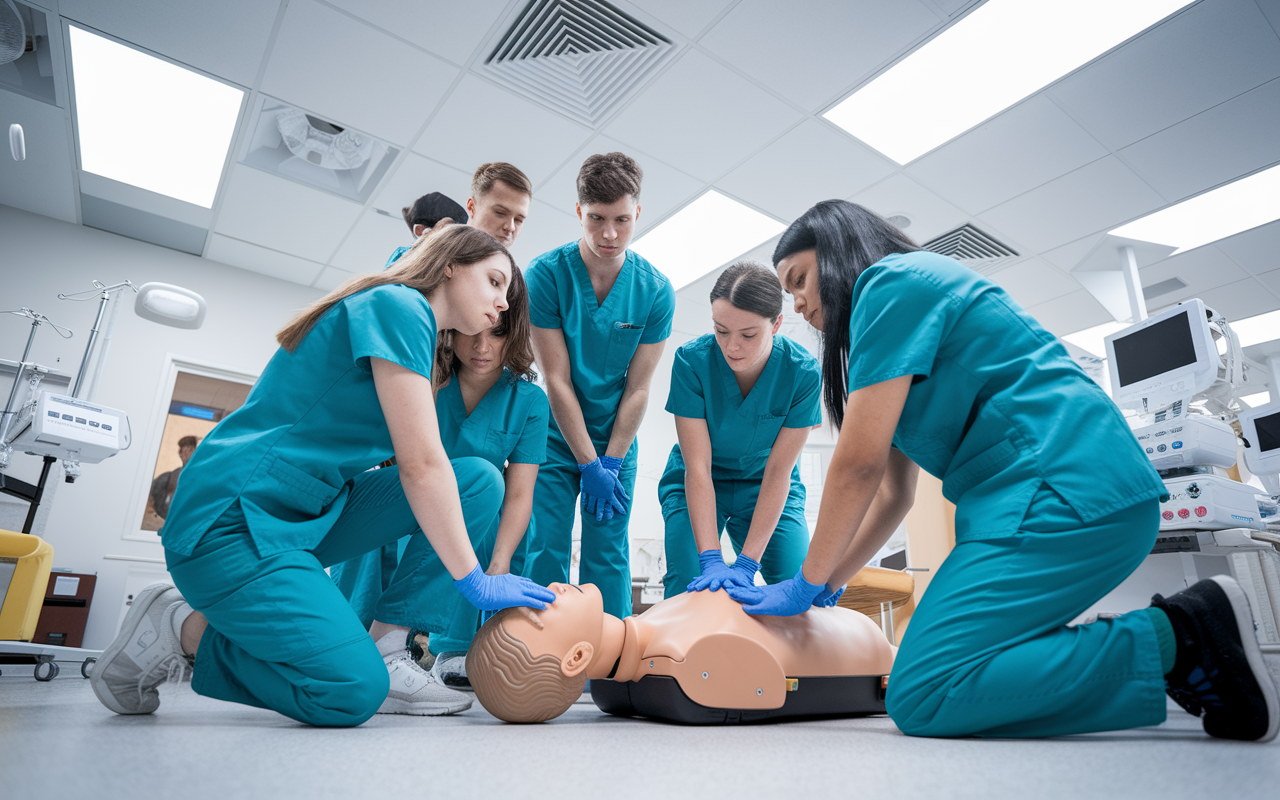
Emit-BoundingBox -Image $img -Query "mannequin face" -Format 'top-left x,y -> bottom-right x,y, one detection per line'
711,299 -> 781,375
504,582 -> 605,676
775,249 -> 823,332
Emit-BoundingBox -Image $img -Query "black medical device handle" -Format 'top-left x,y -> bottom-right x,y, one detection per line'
0,455 -> 57,533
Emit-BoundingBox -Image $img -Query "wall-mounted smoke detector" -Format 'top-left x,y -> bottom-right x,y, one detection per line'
484,0 -> 676,127
921,223 -> 1019,275
240,97 -> 398,203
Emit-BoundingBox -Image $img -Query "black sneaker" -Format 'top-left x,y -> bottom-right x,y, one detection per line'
1151,575 -> 1278,742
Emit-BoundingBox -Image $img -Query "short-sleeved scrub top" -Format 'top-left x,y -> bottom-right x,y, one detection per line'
525,241 -> 676,445
665,334 -> 822,481
161,284 -> 438,558
435,368 -> 550,469
847,251 -> 1166,542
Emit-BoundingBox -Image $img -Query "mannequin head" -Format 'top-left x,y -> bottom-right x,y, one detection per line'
467,583 -> 607,722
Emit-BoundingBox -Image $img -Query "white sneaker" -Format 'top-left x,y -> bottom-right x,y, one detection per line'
431,651 -> 472,691
375,632 -> 471,716
90,582 -> 193,715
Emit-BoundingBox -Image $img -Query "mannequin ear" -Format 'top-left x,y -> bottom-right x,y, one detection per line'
560,641 -> 594,677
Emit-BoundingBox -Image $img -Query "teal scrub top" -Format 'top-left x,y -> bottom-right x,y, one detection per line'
435,369 -> 550,471
385,245 -> 411,269
526,241 -> 676,445
847,251 -> 1165,542
161,284 -> 438,557
666,334 -> 821,481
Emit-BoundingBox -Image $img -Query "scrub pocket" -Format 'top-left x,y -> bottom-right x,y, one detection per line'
485,429 -> 519,462
606,323 -> 645,374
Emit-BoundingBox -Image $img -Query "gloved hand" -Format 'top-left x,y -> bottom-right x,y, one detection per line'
687,550 -> 760,593
599,455 -> 629,515
725,567 -> 824,617
454,564 -> 556,612
812,584 -> 846,608
579,458 -> 629,522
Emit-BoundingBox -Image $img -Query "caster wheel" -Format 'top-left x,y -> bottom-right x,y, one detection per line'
81,658 -> 96,679
34,660 -> 59,681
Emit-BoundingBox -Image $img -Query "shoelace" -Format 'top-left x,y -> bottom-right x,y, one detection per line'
133,603 -> 193,703
1167,665 -> 1224,718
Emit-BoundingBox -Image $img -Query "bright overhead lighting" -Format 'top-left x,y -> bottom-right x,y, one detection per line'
1109,165 -> 1280,255
631,191 -> 784,291
1229,308 -> 1280,348
69,26 -> 243,208
1240,392 -> 1274,409
824,0 -> 1192,164
1061,320 -> 1131,358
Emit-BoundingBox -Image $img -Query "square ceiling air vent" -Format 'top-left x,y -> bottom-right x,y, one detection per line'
484,0 -> 676,127
0,1 -> 56,106
921,223 -> 1020,275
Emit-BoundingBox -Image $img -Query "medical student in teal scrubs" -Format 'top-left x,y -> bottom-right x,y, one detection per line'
90,226 -> 555,727
524,152 -> 676,618
660,260 -> 821,599
728,199 -> 1276,743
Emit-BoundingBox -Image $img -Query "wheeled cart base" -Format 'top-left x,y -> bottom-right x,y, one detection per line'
0,641 -> 101,681
591,674 -> 887,724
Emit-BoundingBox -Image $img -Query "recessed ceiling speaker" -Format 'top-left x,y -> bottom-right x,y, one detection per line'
885,214 -> 912,229
0,0 -> 26,65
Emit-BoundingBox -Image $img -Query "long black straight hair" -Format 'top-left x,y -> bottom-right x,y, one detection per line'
772,200 -> 919,429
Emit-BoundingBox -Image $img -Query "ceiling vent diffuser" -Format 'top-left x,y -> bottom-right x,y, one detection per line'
921,223 -> 1020,275
484,0 -> 675,126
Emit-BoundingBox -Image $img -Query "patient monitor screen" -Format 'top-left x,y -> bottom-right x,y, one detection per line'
1113,311 -> 1197,388
1257,411 -> 1280,453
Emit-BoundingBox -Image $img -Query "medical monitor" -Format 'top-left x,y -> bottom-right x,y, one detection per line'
1105,299 -> 1218,413
1240,399 -> 1280,491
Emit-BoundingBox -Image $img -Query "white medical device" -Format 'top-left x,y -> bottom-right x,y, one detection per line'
1159,474 -> 1265,531
1132,415 -> 1238,470
1105,299 -> 1220,415
6,392 -> 127,465
1239,400 -> 1280,497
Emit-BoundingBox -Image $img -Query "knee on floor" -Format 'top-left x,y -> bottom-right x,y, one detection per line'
294,648 -> 391,727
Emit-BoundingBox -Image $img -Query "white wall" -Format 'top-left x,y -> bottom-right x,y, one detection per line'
0,204 -> 322,649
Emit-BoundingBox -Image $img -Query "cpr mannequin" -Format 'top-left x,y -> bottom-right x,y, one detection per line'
467,582 -> 896,724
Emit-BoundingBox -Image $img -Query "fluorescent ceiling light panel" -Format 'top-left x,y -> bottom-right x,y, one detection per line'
1229,308 -> 1280,348
69,26 -> 243,208
1240,392 -> 1273,409
1061,320 -> 1131,358
631,191 -> 784,291
1109,165 -> 1280,255
824,0 -> 1192,164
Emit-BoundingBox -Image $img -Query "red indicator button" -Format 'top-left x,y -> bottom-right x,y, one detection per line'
1162,511 -> 1175,521
1194,506 -> 1207,518
1177,508 -> 1191,519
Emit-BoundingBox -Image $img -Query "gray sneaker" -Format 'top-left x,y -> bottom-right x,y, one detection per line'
375,634 -> 471,715
90,582 -> 193,715
431,651 -> 471,691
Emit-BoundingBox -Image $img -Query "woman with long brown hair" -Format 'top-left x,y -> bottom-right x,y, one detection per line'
89,225 -> 554,727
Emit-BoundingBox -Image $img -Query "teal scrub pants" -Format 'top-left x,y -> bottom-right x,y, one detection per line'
524,430 -> 637,618
165,458 -> 502,727
658,448 -> 809,598
886,483 -> 1167,738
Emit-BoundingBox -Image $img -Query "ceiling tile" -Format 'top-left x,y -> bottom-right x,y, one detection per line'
0,90 -> 77,223
716,119 -> 896,222
603,49 -> 803,182
624,0 -> 735,39
1137,245 -> 1248,308
1026,288 -> 1113,338
371,153 -> 472,219
1041,233 -> 1106,272
988,258 -> 1081,310
205,234 -> 325,286
315,266 -> 355,292
213,165 -> 361,263
329,210 -> 412,273
1119,77 -> 1280,202
1259,268 -> 1280,298
698,0 -> 941,112
323,0 -> 509,65
1215,219 -> 1280,277
1261,0 -> 1280,35
977,157 -> 1166,253
510,201 -> 581,268
59,0 -> 277,86
1048,0 -> 1280,150
847,173 -> 970,245
536,134 -> 705,236
414,74 -> 592,186
906,95 -> 1109,214
262,0 -> 458,146
1198,277 -> 1280,321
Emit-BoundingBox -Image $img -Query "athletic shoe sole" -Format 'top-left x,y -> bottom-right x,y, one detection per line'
89,582 -> 175,715
377,696 -> 473,716
1211,575 -> 1279,743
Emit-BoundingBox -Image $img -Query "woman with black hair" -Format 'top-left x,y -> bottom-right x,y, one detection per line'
723,199 -> 1276,742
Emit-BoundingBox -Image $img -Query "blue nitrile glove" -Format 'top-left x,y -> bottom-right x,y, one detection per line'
579,458 -> 629,522
812,584 -> 846,608
686,550 -> 760,593
454,564 -> 556,612
725,567 -> 825,616
598,455 -> 630,514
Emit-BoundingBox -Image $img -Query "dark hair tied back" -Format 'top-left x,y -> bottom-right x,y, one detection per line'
709,261 -> 782,320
